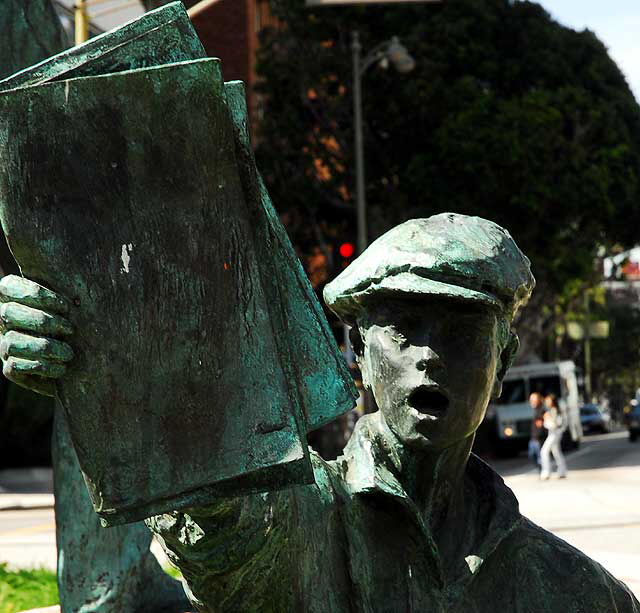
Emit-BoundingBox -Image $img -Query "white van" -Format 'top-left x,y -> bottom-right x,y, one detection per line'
484,361 -> 582,456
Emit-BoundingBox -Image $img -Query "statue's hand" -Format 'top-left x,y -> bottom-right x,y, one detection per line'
0,275 -> 74,397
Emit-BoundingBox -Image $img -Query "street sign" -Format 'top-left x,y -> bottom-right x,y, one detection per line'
564,321 -> 610,341
306,0 -> 440,5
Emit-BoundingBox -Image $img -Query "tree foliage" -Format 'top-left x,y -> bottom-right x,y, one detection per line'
590,293 -> 640,397
254,0 -> 640,355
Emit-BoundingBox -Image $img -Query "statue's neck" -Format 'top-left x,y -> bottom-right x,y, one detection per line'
380,418 -> 473,532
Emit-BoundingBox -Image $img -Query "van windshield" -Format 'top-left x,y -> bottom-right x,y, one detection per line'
530,375 -> 562,398
496,379 -> 526,404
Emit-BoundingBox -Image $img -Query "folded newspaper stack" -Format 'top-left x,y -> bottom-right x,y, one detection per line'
0,2 -> 357,526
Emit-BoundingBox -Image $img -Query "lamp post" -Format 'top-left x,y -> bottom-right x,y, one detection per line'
352,31 -> 415,254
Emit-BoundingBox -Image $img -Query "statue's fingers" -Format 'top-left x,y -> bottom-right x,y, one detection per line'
1,330 -> 74,363
0,275 -> 69,315
0,302 -> 73,337
2,356 -> 67,380
1,368 -> 56,397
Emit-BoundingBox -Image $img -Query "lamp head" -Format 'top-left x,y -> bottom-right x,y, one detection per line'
387,36 -> 416,74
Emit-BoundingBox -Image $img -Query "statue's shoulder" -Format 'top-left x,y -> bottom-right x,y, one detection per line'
497,518 -> 639,611
305,447 -> 347,503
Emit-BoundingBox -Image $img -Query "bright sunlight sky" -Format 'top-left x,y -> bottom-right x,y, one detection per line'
536,1 -> 640,100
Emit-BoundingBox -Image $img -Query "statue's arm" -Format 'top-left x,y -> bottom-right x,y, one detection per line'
147,489 -> 301,610
147,452 -> 343,610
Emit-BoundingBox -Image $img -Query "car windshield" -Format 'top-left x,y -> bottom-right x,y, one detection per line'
581,407 -> 598,416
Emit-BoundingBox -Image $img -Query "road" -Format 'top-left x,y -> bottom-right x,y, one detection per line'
0,508 -> 56,570
1,431 -> 638,599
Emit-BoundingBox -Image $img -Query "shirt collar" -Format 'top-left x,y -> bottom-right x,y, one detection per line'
338,413 -> 523,565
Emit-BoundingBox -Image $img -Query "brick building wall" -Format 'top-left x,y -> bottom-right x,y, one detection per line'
142,0 -> 275,129
190,0 -> 276,130
191,0 -> 252,84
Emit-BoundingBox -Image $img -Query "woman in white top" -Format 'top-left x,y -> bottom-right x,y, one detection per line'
540,394 -> 568,479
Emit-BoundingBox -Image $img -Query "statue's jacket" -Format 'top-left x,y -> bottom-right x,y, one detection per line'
148,414 -> 639,612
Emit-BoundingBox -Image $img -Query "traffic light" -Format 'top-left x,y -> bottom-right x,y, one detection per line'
339,242 -> 355,261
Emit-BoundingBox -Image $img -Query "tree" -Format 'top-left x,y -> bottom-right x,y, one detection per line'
254,0 -> 640,357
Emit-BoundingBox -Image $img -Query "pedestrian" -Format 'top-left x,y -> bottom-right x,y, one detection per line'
540,394 -> 568,479
528,392 -> 544,469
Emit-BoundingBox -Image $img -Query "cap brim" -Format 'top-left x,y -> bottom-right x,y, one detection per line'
327,272 -> 502,324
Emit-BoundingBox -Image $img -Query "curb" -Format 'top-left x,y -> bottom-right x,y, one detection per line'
0,503 -> 55,511
0,494 -> 55,511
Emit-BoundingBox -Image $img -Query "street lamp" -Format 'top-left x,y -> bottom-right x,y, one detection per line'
352,31 -> 415,254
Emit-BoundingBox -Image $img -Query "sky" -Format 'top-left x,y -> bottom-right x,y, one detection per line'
535,0 -> 640,100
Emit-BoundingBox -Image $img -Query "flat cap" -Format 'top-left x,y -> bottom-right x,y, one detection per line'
324,213 -> 535,325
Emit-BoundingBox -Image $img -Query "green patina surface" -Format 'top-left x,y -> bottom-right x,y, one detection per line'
0,57 -> 312,525
0,0 -> 68,82
225,80 -> 358,431
53,405 -> 190,613
148,413 -> 640,612
1,4 -> 637,613
0,3 -> 192,612
0,3 -> 355,527
0,2 -> 205,90
146,215 -> 638,612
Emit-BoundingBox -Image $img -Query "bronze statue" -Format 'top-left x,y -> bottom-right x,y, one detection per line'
0,4 -> 637,611
1,214 -> 638,612
0,5 -> 356,527
0,2 -> 189,611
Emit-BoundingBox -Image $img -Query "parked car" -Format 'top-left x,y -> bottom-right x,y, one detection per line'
580,404 -> 610,434
626,403 -> 640,442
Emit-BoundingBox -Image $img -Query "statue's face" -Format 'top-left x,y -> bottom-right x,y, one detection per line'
359,296 -> 503,451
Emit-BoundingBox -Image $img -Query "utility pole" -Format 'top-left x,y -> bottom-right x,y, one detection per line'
584,291 -> 592,401
351,32 -> 414,255
352,31 -> 367,256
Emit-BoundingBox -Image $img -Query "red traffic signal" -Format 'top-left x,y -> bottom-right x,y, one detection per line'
339,242 -> 355,259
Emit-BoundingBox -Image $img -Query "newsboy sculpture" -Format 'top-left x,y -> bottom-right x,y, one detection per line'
1,213 -> 638,612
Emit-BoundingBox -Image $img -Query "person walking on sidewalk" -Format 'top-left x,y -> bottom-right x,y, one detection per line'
540,394 -> 568,479
528,392 -> 545,469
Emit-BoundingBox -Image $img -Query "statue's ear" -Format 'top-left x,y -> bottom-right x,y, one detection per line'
349,325 -> 364,358
492,332 -> 519,399
349,325 -> 371,390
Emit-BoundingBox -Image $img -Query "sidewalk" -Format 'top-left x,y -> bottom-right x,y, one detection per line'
0,467 -> 54,511
502,432 -> 640,599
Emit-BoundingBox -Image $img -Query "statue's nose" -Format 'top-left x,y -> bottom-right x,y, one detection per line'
415,346 -> 442,372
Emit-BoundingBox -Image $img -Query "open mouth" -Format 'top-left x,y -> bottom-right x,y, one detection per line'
408,386 -> 449,417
